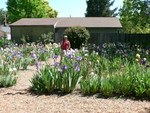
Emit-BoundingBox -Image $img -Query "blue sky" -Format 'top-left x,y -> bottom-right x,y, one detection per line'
0,0 -> 123,17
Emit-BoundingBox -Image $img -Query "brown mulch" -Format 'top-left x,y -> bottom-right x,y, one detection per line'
0,58 -> 150,113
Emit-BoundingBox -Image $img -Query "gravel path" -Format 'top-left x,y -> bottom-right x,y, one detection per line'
0,58 -> 150,113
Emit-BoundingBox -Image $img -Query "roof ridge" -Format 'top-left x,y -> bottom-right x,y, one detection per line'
10,17 -> 122,28
20,17 -> 118,19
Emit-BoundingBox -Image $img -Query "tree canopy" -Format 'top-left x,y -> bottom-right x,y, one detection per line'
85,0 -> 118,17
120,0 -> 150,33
7,0 -> 58,23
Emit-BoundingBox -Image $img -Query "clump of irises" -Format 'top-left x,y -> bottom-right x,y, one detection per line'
135,53 -> 148,65
31,44 -> 150,98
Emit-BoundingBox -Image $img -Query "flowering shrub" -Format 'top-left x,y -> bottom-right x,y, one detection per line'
31,43 -> 150,98
30,51 -> 83,93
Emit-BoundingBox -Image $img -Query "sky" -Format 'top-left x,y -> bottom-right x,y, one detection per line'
0,0 -> 123,17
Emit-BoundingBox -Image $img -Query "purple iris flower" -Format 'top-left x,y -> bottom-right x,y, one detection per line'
31,53 -> 36,58
61,70 -> 64,75
68,54 -> 74,59
34,58 -> 38,61
39,49 -> 43,53
54,62 -> 59,66
75,66 -> 80,72
35,62 -> 40,69
44,49 -> 48,52
35,62 -> 39,65
53,55 -> 58,59
74,63 -> 79,67
140,59 -> 147,65
76,57 -> 82,61
31,51 -> 36,54
9,56 -> 12,59
40,46 -> 43,49
12,52 -> 18,56
19,54 -> 24,58
61,65 -> 69,70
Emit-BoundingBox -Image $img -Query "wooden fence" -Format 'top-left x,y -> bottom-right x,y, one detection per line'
89,33 -> 150,46
55,32 -> 150,46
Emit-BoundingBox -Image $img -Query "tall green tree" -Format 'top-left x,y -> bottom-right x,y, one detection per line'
120,0 -> 150,33
85,0 -> 118,17
7,0 -> 58,23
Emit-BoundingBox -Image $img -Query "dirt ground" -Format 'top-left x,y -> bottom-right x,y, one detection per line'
0,58 -> 150,113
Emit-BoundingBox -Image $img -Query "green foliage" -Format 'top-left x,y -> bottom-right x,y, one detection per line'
101,77 -> 114,96
20,35 -> 30,44
37,32 -> 54,45
80,76 -> 101,94
120,0 -> 150,33
30,43 -> 150,98
30,66 -> 59,93
7,0 -> 58,23
1,41 -> 145,98
0,37 -> 12,47
0,43 -> 60,88
134,69 -> 150,97
38,51 -> 50,61
60,68 -> 82,93
53,47 -> 61,56
20,57 -> 32,69
0,75 -> 16,87
30,63 -> 82,94
64,26 -> 90,49
85,0 -> 118,17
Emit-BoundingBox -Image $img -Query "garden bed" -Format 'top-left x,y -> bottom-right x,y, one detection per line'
0,59 -> 149,113
0,42 -> 150,112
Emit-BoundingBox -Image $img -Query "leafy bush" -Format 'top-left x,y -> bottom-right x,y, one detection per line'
64,26 -> 90,49
0,37 -> 12,47
38,32 -> 54,45
20,35 -> 30,44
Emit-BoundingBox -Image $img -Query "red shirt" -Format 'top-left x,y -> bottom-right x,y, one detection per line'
61,41 -> 70,50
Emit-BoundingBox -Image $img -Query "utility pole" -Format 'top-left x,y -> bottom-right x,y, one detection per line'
4,12 -> 7,26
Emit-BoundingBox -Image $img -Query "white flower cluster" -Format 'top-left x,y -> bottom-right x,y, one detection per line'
63,48 -> 78,56
9,68 -> 17,72
53,43 -> 60,48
